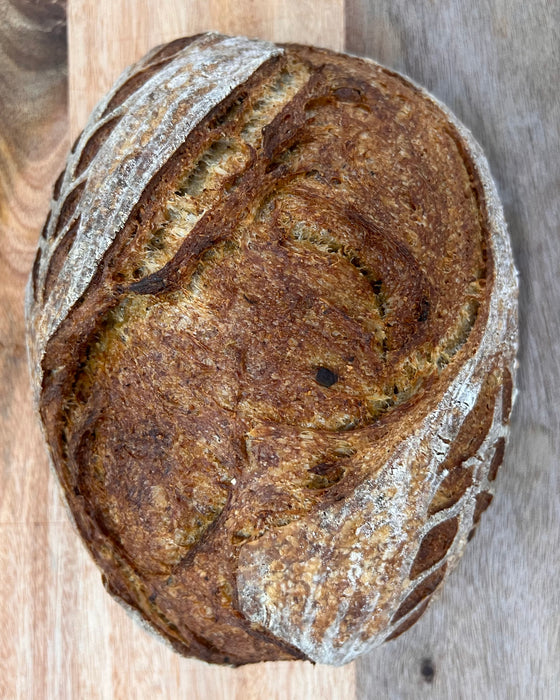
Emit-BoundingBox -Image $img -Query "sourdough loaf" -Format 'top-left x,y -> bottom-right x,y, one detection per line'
26,33 -> 518,666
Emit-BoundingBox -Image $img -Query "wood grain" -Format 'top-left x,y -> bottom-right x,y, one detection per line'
1,0 -> 558,698
0,2 -> 69,699
0,1 -> 68,541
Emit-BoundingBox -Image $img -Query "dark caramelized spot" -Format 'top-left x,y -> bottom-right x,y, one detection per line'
31,248 -> 41,302
128,271 -> 167,295
315,366 -> 338,387
418,296 -> 430,322
70,129 -> 83,155
52,168 -> 65,201
410,517 -> 458,579
473,491 -> 493,525
40,211 -> 51,239
43,217 -> 81,299
488,438 -> 506,481
428,466 -> 473,515
75,116 -> 121,177
438,374 -> 499,473
392,564 -> 447,623
51,181 -> 86,240
386,598 -> 431,641
502,368 -> 513,424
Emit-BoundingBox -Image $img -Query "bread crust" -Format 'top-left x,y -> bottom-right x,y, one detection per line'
26,33 -> 517,665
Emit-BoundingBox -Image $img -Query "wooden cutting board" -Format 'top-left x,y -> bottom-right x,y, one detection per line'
1,1 -> 558,698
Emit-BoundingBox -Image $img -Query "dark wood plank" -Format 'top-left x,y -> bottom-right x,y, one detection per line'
0,2 -> 68,697
345,2 -> 559,697
0,0 -> 68,520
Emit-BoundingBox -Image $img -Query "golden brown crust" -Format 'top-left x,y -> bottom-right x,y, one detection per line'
26,34 -> 518,665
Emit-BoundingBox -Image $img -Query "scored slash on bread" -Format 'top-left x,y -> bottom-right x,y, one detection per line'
26,33 -> 518,665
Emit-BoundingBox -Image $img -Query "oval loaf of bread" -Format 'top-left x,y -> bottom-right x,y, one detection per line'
26,33 -> 518,666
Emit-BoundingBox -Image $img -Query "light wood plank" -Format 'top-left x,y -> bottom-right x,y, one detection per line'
61,2 -> 355,698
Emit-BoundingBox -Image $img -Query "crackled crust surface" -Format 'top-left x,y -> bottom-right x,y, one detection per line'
26,33 -> 517,665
